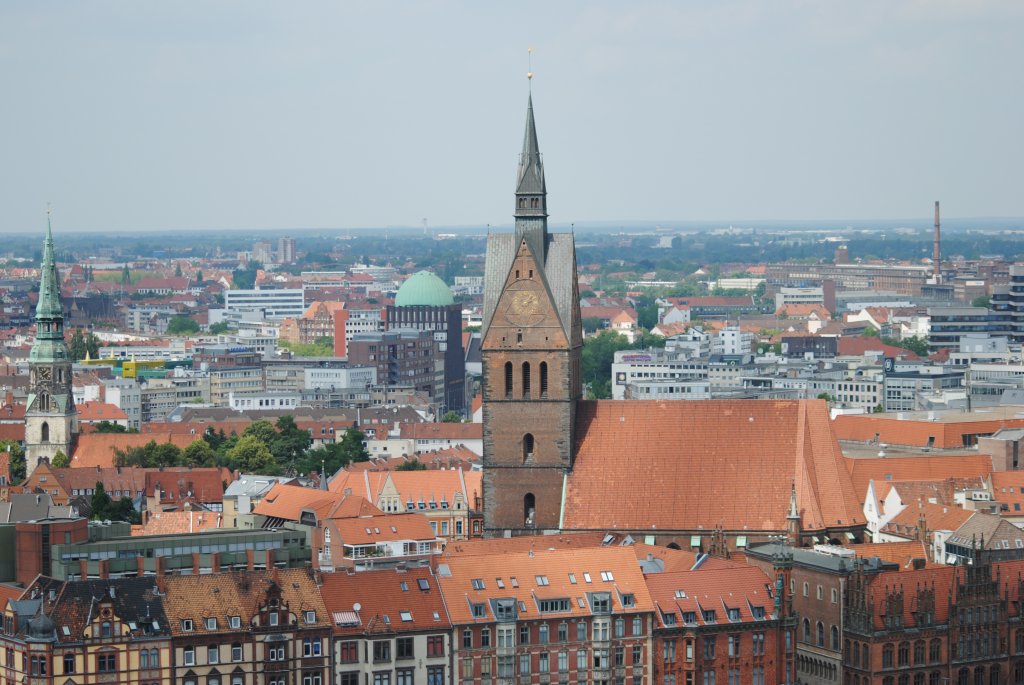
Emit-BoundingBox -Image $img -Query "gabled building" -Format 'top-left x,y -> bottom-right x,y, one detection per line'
646,565 -> 794,685
0,576 -> 172,685
162,569 -> 331,685
438,546 -> 655,685
320,567 -> 451,685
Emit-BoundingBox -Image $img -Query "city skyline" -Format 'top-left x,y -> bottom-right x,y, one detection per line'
1,1 -> 1022,233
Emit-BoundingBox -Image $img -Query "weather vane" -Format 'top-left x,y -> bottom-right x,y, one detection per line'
527,47 -> 534,85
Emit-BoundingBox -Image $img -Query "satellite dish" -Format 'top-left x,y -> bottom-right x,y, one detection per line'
353,603 -> 361,612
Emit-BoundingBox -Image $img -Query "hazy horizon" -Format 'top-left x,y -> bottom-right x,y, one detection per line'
2,1 -> 1022,234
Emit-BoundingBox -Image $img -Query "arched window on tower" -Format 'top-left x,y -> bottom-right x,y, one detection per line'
523,433 -> 534,463
504,362 -> 513,399
41,421 -> 50,443
524,493 -> 536,528
539,362 -> 548,398
522,362 -> 531,398
518,198 -> 525,209
38,393 -> 50,412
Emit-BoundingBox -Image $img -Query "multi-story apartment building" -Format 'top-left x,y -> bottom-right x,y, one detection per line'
767,263 -> 931,296
438,546 -> 655,685
320,567 -> 452,685
163,569 -> 331,685
807,370 -> 883,410
928,307 -> 1012,351
104,376 -> 143,429
611,350 -> 708,400
0,576 -> 173,685
647,564 -> 795,685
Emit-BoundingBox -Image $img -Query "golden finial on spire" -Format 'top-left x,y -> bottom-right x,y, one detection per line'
527,47 -> 534,82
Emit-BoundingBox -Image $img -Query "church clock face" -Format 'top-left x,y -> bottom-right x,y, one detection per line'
505,290 -> 543,327
37,367 -> 51,381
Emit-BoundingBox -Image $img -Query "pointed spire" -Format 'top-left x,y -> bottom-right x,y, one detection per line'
788,479 -> 799,519
516,93 -> 546,197
34,209 -> 65,330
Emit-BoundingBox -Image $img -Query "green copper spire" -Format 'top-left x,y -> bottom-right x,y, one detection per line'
29,213 -> 69,363
35,214 -> 64,325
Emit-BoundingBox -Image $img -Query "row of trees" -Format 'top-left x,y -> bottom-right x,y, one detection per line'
112,416 -> 370,478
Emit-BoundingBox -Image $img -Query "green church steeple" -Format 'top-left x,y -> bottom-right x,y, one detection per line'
29,215 -> 70,362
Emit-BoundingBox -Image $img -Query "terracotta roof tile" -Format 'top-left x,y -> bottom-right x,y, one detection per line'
75,401 -> 129,422
564,400 -> 863,533
255,482 -> 383,522
330,512 -> 436,545
319,567 -> 451,635
846,455 -> 993,502
71,433 -> 197,468
133,510 -> 222,536
846,541 -> 934,569
161,568 -> 330,636
437,546 -> 654,624
644,565 -> 777,628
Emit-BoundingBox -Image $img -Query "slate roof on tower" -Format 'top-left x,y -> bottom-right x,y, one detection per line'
562,399 -> 864,534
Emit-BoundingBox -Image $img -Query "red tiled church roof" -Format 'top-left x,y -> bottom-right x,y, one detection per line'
562,399 -> 863,534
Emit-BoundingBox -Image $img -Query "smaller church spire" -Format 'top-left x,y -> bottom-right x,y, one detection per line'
35,210 -> 64,326
788,480 -> 799,519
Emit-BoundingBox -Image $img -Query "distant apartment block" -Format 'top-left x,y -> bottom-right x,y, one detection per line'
224,287 -> 305,319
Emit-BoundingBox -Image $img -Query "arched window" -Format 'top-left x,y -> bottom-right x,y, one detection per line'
882,643 -> 894,669
915,640 -> 925,665
522,362 -> 531,398
852,641 -> 860,666
861,642 -> 869,669
957,668 -> 969,685
524,493 -> 535,527
539,362 -> 548,398
41,421 -> 49,443
930,639 -> 941,663
150,649 -> 159,668
39,393 -> 49,412
523,434 -> 534,463
899,675 -> 909,685
518,198 -> 525,209
802,618 -> 811,642
504,362 -> 513,399
930,672 -> 941,685
831,625 -> 840,650
915,674 -> 925,685
989,665 -> 999,685
817,622 -> 825,647
899,642 -> 910,667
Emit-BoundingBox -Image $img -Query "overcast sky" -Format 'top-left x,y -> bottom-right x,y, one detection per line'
1,1 -> 1022,233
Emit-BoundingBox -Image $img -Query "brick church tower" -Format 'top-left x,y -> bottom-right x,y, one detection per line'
481,92 -> 583,535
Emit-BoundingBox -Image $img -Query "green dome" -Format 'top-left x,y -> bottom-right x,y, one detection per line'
395,271 -> 455,307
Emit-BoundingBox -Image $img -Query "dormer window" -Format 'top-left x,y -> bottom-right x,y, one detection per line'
182,619 -> 193,632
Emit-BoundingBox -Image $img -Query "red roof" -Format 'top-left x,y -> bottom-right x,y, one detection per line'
563,400 -> 864,533
254,482 -> 382,522
76,401 -> 129,422
845,455 -> 993,502
330,513 -> 436,545
645,565 -> 776,629
71,433 -> 197,468
837,337 -> 919,360
319,567 -> 451,635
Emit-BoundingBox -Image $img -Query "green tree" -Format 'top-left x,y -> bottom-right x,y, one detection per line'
181,439 -> 216,467
208,321 -> 230,335
441,410 -> 462,423
396,459 -> 427,471
232,261 -> 262,289
85,331 -> 101,359
1,440 -> 27,483
51,450 -> 70,468
166,316 -> 200,335
94,420 -> 130,433
336,427 -> 370,464
174,262 -> 183,278
581,330 -> 635,399
271,415 -> 311,467
90,482 -> 112,519
69,329 -> 87,361
121,265 -> 132,285
227,435 -> 280,474
816,393 -> 836,402
242,420 -> 278,446
862,326 -> 880,338
582,317 -> 604,334
195,269 -> 204,283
